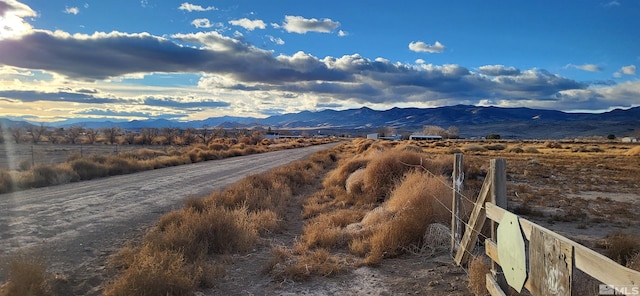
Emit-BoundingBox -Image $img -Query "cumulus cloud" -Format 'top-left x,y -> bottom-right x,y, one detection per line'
338,30 -> 348,37
478,65 -> 521,76
408,41 -> 445,53
565,63 -> 602,72
614,65 -> 637,77
621,65 -> 636,75
282,16 -> 340,34
191,18 -> 213,28
64,6 -> 79,15
228,18 -> 266,31
178,2 -> 215,12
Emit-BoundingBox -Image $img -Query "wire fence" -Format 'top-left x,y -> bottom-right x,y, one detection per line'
403,156 -> 491,276
0,143 -> 167,170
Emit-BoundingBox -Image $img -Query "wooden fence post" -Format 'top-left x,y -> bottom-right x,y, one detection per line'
451,153 -> 464,256
490,159 -> 508,289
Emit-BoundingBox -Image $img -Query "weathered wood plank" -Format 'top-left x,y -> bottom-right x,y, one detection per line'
454,169 -> 493,265
486,274 -> 507,296
486,202 -> 640,289
489,159 -> 507,291
529,227 -> 572,296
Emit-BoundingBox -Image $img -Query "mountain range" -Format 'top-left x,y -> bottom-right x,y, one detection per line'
3,105 -> 639,139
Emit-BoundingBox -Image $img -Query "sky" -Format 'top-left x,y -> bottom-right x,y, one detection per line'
0,0 -> 638,123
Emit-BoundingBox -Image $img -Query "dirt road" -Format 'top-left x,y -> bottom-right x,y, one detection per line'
0,143 -> 338,294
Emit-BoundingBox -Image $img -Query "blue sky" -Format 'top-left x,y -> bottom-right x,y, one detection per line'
0,0 -> 638,122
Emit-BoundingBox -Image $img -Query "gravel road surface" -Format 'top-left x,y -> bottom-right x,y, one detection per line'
0,143 -> 338,293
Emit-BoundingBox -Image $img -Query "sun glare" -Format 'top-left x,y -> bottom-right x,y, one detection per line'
0,14 -> 31,40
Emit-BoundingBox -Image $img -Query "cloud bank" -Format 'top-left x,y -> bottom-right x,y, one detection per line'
0,2 -> 638,121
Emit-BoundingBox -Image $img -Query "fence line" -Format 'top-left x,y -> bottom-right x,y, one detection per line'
0,144 -> 169,169
448,156 -> 640,296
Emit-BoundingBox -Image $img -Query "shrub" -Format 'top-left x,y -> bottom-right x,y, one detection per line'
102,246 -> 196,296
523,146 -> 540,153
507,147 -> 524,153
467,256 -> 490,296
345,169 -> 365,194
545,141 -> 563,149
364,171 -> 436,264
463,145 -> 487,153
104,156 -> 144,175
601,232 -> 640,266
483,143 -> 505,151
17,164 -> 79,188
0,169 -> 14,194
362,150 -> 423,201
266,248 -> 345,282
627,252 -> 640,271
323,157 -> 369,188
69,159 -> 109,180
0,251 -> 53,296
17,160 -> 31,171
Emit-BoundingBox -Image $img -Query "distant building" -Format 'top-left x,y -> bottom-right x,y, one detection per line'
409,135 -> 443,140
367,133 -> 379,140
622,137 -> 637,143
380,134 -> 402,140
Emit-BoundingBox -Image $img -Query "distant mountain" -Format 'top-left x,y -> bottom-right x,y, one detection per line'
2,105 -> 639,139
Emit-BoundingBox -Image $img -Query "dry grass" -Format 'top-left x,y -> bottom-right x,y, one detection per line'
103,246 -> 196,296
2,138 -> 337,193
0,252 -> 53,296
627,252 -> 640,271
322,156 -> 370,188
265,247 -> 346,282
16,164 -> 79,189
599,231 -> 640,266
483,143 -> 506,151
362,150 -> 423,200
463,145 -> 488,153
467,256 -> 490,296
0,169 -> 14,194
625,145 -> 640,156
104,146 -> 339,293
363,171 -> 439,264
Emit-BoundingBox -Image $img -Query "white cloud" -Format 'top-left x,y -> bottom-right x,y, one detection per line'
565,63 -> 602,72
191,18 -> 213,28
408,41 -> 445,53
614,65 -> 637,77
621,65 -> 636,75
64,6 -> 79,15
178,2 -> 216,12
268,35 -> 285,45
338,30 -> 348,37
228,18 -> 266,31
0,0 -> 37,40
282,16 -> 340,34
